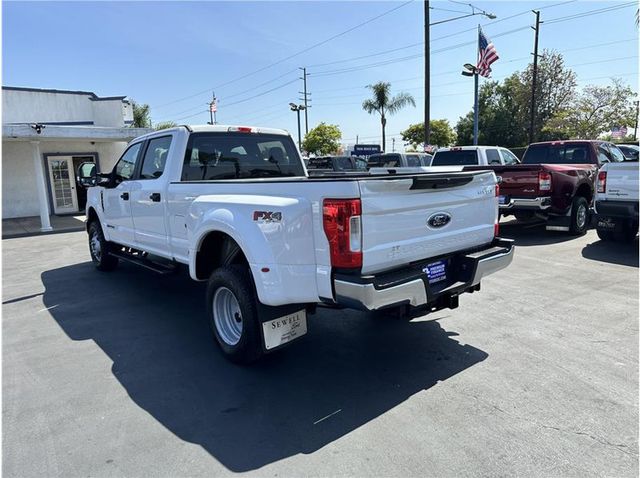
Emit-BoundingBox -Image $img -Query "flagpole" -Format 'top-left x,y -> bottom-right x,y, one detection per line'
473,24 -> 480,146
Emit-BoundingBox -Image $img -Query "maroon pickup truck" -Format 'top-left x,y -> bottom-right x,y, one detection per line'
467,141 -> 625,234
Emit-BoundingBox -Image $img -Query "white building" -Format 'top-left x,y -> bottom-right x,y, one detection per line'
2,86 -> 151,231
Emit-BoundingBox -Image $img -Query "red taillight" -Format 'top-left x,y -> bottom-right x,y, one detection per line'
597,171 -> 607,193
538,171 -> 552,191
494,182 -> 500,237
323,198 -> 362,269
228,126 -> 254,133
495,183 -> 500,197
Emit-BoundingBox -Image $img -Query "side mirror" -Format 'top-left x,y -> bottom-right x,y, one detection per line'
76,162 -> 97,187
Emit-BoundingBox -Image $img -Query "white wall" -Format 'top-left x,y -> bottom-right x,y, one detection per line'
2,142 -> 40,218
2,139 -> 128,219
3,89 -> 127,127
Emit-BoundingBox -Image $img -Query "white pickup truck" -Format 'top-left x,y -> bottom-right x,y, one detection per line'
81,125 -> 514,363
593,161 -> 639,242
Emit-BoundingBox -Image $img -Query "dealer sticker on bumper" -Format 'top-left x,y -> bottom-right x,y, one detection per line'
424,260 -> 447,285
262,310 -> 308,350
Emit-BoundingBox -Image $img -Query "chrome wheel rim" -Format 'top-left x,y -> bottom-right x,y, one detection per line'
90,229 -> 102,261
577,204 -> 587,229
213,287 -> 243,346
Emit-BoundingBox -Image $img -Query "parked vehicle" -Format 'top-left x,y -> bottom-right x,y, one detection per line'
430,146 -> 521,167
367,152 -> 432,168
616,144 -> 639,162
466,141 -> 626,235
306,155 -> 368,175
593,161 -> 639,242
79,125 -> 513,364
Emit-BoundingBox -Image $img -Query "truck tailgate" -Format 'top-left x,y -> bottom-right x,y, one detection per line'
602,162 -> 640,200
357,171 -> 497,275
465,165 -> 543,197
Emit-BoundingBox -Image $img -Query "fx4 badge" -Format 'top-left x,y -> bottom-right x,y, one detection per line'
253,211 -> 282,222
427,212 -> 451,229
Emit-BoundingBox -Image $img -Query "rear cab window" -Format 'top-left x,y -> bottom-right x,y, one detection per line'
431,149 -> 478,166
523,143 -> 592,165
181,133 -> 305,181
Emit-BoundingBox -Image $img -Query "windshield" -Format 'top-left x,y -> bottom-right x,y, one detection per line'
181,133 -> 305,180
522,144 -> 592,165
431,150 -> 478,166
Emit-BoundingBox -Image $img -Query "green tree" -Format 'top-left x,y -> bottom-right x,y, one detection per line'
454,51 -> 576,146
362,82 -> 415,151
155,121 -> 177,130
131,100 -> 151,128
547,79 -> 636,139
401,120 -> 456,148
302,122 -> 342,155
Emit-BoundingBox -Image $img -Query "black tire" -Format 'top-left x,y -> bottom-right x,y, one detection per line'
206,266 -> 263,364
88,221 -> 119,271
569,196 -> 589,236
596,228 -> 615,241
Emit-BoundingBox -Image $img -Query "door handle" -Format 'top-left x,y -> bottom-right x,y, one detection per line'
120,192 -> 129,200
149,193 -> 161,202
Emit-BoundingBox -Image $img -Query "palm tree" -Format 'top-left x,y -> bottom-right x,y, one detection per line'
362,82 -> 416,151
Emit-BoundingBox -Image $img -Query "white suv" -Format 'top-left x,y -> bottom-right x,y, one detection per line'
431,146 -> 520,167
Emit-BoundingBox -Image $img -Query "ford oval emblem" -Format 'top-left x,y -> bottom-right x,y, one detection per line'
427,212 -> 451,229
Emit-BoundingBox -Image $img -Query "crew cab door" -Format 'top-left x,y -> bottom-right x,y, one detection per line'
129,135 -> 173,255
102,142 -> 144,246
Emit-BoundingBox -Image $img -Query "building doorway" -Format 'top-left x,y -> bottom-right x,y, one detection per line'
45,154 -> 96,214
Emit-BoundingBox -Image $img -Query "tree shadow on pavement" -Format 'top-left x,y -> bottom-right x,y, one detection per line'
41,262 -> 487,472
499,220 -> 580,247
581,236 -> 639,268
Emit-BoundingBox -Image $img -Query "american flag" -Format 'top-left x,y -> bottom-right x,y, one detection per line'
611,126 -> 627,138
477,27 -> 499,78
210,99 -> 217,113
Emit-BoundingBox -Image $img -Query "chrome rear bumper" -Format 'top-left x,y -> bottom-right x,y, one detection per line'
333,238 -> 514,312
499,196 -> 551,210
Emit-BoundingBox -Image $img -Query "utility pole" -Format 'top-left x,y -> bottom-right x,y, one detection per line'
208,91 -> 217,125
299,67 -> 310,135
356,134 -> 359,144
424,0 -> 430,150
392,138 -> 396,152
634,100 -> 639,141
529,10 -> 541,144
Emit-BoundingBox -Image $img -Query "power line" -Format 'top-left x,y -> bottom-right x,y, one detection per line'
152,0 -> 413,109
544,1 -> 637,24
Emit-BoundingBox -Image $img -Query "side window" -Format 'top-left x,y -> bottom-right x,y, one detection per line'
355,158 -> 368,170
607,144 -> 626,163
501,149 -> 519,165
486,149 -> 501,165
140,136 -> 173,179
115,142 -> 143,181
596,144 -> 612,164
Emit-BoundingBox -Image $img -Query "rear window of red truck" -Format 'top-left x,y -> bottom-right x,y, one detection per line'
523,144 -> 591,165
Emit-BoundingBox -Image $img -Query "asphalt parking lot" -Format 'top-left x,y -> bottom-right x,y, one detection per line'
2,223 -> 638,477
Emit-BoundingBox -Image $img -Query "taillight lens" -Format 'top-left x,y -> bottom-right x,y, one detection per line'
494,182 -> 500,236
539,171 -> 552,191
323,199 -> 362,268
597,171 -> 607,193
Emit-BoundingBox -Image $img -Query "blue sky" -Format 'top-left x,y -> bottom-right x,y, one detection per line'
3,1 -> 639,148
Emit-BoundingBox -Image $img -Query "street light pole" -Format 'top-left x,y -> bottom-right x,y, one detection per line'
424,0 -> 430,150
426,3 -> 496,149
289,103 -> 306,150
462,63 -> 480,145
